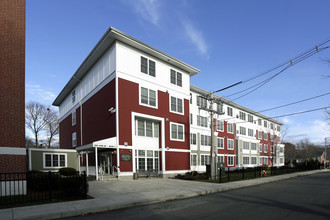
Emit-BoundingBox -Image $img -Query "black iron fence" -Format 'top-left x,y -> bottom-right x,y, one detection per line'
218,165 -> 320,183
0,171 -> 87,209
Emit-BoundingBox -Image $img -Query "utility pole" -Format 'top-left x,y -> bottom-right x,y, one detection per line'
325,137 -> 329,169
198,91 -> 224,180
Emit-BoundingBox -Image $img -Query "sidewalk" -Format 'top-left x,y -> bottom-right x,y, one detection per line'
1,169 -> 328,220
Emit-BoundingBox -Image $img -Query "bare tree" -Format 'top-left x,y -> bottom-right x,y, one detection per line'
44,108 -> 59,148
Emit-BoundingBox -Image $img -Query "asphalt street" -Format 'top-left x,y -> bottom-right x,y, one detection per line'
62,172 -> 330,220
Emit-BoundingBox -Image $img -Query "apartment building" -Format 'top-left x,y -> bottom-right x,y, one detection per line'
53,27 -> 284,179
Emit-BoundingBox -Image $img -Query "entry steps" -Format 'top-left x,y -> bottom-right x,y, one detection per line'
99,175 -> 118,181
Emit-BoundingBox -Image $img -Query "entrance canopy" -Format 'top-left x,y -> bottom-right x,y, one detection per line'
76,137 -> 117,152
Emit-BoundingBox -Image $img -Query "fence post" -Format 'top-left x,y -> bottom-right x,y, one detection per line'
242,167 -> 245,180
228,167 -> 230,182
48,171 -> 52,201
83,171 -> 87,199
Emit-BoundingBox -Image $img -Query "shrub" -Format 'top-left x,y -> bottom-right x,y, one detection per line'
58,167 -> 77,176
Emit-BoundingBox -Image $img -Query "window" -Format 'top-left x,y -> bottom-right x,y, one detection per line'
243,141 -> 249,150
240,126 -> 246,135
190,114 -> 193,125
217,138 -> 224,149
71,90 -> 76,103
227,107 -> 233,116
197,115 -> 208,127
264,120 -> 268,128
201,155 -> 210,165
197,95 -> 207,108
264,144 -> 268,153
72,110 -> 76,126
217,156 -> 224,163
191,155 -> 197,166
243,157 -> 249,165
259,144 -> 262,152
141,56 -> 156,77
201,135 -> 211,146
258,131 -> 263,140
72,132 -> 77,147
251,143 -> 257,151
270,123 -> 274,130
248,128 -> 254,137
141,87 -> 157,107
251,157 -> 257,165
264,133 -> 268,140
280,147 -> 284,153
136,119 -> 159,138
171,123 -> 184,141
190,93 -> 192,104
170,69 -> 182,87
248,114 -> 253,123
44,153 -> 67,168
170,96 -> 183,113
216,120 -> 224,131
217,103 -> 223,113
227,139 -> 234,150
277,125 -> 281,132
280,158 -> 284,163
258,119 -> 262,126
227,156 -> 234,166
190,133 -> 196,145
227,123 -> 234,133
277,136 -> 281,143
239,111 -> 246,121
135,150 -> 159,171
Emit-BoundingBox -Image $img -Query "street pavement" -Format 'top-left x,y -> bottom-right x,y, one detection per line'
0,169 -> 328,220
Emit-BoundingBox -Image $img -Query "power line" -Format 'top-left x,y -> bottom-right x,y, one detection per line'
270,106 -> 330,119
258,92 -> 330,113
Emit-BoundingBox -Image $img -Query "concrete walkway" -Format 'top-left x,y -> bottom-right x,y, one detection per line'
1,169 -> 328,220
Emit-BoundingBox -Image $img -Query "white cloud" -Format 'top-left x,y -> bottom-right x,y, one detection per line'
181,20 -> 208,57
282,117 -> 292,124
26,83 -> 56,103
130,0 -> 161,26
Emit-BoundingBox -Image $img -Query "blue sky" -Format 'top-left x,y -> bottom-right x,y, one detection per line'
26,0 -> 330,145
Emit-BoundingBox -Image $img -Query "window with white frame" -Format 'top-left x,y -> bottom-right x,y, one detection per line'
227,107 -> 233,116
44,153 -> 66,168
72,110 -> 76,126
197,95 -> 207,108
243,157 -> 249,165
141,56 -> 156,77
240,126 -> 246,135
71,90 -> 76,104
239,111 -> 246,121
201,155 -> 210,165
141,87 -> 157,107
251,143 -> 257,150
270,123 -> 274,130
251,157 -> 257,165
258,131 -> 263,140
197,115 -> 208,127
201,135 -> 211,146
190,93 -> 192,104
280,147 -> 284,153
258,119 -> 262,126
264,144 -> 268,153
280,158 -> 284,163
190,113 -> 193,125
217,155 -> 224,163
170,69 -> 182,87
190,133 -> 196,145
191,154 -> 197,166
217,138 -> 224,148
259,143 -> 262,152
227,156 -> 234,166
264,132 -> 268,140
170,96 -> 183,113
135,150 -> 159,171
264,120 -> 268,128
136,119 -> 159,138
171,123 -> 184,141
277,125 -> 281,132
216,120 -> 224,131
217,103 -> 223,113
227,123 -> 234,133
248,128 -> 254,137
72,132 -> 77,147
227,139 -> 234,150
243,141 -> 249,150
248,114 -> 253,123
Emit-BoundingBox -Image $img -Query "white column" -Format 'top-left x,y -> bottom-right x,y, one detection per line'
86,152 -> 89,176
95,147 -> 98,181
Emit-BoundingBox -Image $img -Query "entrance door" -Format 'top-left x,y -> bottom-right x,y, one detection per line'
100,153 -> 111,175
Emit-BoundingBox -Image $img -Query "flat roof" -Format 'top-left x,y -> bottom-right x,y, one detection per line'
190,85 -> 284,125
53,27 -> 200,106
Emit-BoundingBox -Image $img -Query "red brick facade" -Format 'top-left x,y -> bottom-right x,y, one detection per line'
0,0 -> 26,172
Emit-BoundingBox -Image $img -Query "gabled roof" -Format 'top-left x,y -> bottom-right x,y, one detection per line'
53,27 -> 200,106
190,85 -> 284,125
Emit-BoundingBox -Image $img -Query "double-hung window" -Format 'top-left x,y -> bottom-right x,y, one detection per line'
141,56 -> 156,77
227,123 -> 234,133
44,153 -> 66,168
243,157 -> 249,165
240,126 -> 246,135
136,119 -> 159,138
264,144 -> 268,153
217,138 -> 224,149
170,69 -> 182,87
227,139 -> 234,150
171,123 -> 184,141
243,141 -> 249,150
72,132 -> 77,147
251,143 -> 257,150
239,111 -> 246,121
170,96 -> 183,113
227,107 -> 233,116
197,115 -> 207,127
197,95 -> 207,108
248,114 -> 253,123
190,133 -> 196,145
227,156 -> 234,166
71,90 -> 76,103
264,133 -> 268,140
72,110 -> 76,126
141,87 -> 157,107
216,120 -> 224,131
191,155 -> 197,166
248,128 -> 254,137
258,131 -> 263,140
